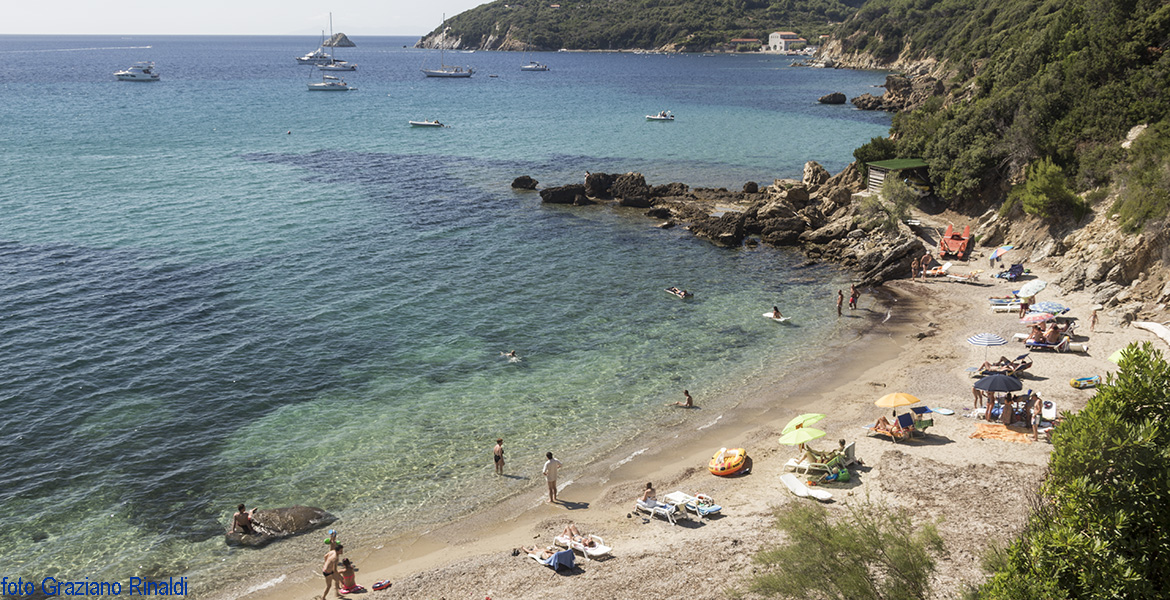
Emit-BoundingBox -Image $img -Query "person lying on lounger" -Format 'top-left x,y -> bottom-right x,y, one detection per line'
560,524 -> 598,548
873,415 -> 905,434
1026,325 -> 1046,343
522,545 -> 558,560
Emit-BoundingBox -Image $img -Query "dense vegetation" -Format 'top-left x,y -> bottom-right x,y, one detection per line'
980,343 -> 1170,599
841,0 -> 1170,223
424,0 -> 866,52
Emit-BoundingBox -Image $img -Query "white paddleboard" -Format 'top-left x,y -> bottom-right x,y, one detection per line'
762,312 -> 789,322
932,407 -> 955,415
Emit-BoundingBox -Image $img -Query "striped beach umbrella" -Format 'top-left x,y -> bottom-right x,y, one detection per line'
967,333 -> 1008,347
1020,312 -> 1055,325
990,245 -> 1014,261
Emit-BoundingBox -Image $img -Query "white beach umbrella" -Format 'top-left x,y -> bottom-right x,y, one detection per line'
1017,279 -> 1048,299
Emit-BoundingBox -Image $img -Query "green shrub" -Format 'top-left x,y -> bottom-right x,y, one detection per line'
853,137 -> 898,179
1008,157 -> 1083,218
979,342 -> 1170,599
1111,120 -> 1170,233
750,499 -> 944,600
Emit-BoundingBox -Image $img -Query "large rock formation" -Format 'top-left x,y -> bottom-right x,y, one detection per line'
818,92 -> 847,104
539,184 -> 592,205
224,506 -> 336,548
851,74 -> 945,112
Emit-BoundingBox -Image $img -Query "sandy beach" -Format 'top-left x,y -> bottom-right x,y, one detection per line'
232,258 -> 1147,600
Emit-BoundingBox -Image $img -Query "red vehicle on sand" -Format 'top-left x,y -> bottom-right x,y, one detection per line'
939,224 -> 971,260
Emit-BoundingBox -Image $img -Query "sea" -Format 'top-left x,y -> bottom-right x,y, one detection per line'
0,35 -> 889,597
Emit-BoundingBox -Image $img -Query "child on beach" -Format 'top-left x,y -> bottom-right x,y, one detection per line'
1090,309 -> 1099,332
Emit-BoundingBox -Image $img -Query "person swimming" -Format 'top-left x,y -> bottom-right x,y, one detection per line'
771,306 -> 783,319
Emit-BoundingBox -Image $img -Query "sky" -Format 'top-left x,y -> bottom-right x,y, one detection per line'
2,0 -> 491,36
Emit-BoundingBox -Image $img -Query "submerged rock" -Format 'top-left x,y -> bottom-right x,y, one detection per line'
511,175 -> 538,190
224,506 -> 336,548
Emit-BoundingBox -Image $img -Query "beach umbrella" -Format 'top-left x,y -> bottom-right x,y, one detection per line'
875,392 -> 921,408
990,245 -> 1014,261
1108,348 -> 1125,364
967,333 -> 1007,347
973,374 -> 1023,393
1030,301 -> 1069,315
778,427 -> 826,446
1017,279 -> 1048,299
782,413 -> 826,435
1020,312 -> 1055,325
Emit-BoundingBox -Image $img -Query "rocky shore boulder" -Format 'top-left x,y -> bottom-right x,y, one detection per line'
539,184 -> 592,205
851,93 -> 884,110
818,92 -> 846,104
803,161 -> 831,188
584,172 -> 616,198
650,182 -> 689,197
851,74 -> 945,112
743,181 -> 759,194
511,175 -> 538,190
611,173 -> 651,200
224,506 -> 336,548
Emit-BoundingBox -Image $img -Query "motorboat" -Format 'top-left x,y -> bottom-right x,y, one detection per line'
307,74 -> 353,91
318,59 -> 356,71
521,61 -> 549,71
646,111 -> 675,121
409,120 -> 444,127
422,64 -> 473,78
114,62 -> 159,81
296,45 -> 332,65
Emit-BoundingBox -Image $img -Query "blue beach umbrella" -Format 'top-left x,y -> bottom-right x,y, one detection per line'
1029,301 -> 1069,315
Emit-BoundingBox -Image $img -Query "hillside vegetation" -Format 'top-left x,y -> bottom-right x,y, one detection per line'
841,0 -> 1170,223
420,0 -> 865,52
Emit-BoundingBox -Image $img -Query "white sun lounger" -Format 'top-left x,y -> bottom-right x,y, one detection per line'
662,491 -> 722,518
554,533 -> 612,560
634,499 -> 685,524
781,473 -> 832,502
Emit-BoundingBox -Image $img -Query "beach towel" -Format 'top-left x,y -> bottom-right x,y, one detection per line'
969,423 -> 1033,443
546,548 -> 576,571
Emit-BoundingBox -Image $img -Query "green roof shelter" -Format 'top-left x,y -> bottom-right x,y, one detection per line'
866,158 -> 929,194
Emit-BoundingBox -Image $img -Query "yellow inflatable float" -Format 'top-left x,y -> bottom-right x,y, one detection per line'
708,447 -> 748,477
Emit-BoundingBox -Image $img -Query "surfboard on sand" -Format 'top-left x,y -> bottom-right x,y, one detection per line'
762,312 -> 790,322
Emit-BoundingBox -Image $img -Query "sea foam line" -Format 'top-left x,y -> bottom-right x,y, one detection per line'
610,447 -> 648,471
697,415 -> 723,430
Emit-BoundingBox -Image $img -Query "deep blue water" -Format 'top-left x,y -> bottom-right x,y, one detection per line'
0,35 -> 889,596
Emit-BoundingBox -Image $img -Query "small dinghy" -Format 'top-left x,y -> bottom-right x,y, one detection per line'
646,110 -> 675,121
1070,375 -> 1100,389
409,120 -> 444,127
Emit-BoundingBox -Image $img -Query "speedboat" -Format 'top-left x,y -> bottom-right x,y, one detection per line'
409,120 -> 444,127
646,111 -> 674,121
520,61 -> 549,71
308,75 -> 352,91
318,59 -> 356,71
114,62 -> 159,81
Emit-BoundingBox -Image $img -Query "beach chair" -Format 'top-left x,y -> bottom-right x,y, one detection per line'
780,473 -> 832,502
866,413 -> 916,442
970,354 -> 1032,378
662,491 -> 722,519
946,269 -> 983,283
634,499 -> 685,525
1025,336 -> 1087,353
554,533 -> 612,560
909,406 -> 934,436
529,547 -> 577,571
924,262 -> 952,277
784,450 -> 849,475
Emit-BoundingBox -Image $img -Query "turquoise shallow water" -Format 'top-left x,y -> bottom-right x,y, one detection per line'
0,35 -> 888,595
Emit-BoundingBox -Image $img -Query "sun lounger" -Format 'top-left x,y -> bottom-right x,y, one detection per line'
909,406 -> 934,436
554,533 -> 612,560
784,445 -> 853,474
947,269 -> 983,283
781,473 -> 832,502
866,413 -> 916,442
635,499 -> 685,525
969,354 -> 1032,378
529,547 -> 577,571
994,263 -> 1025,281
924,262 -> 952,277
662,491 -> 722,519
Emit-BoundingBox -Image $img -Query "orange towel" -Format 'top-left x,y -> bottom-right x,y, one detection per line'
970,423 -> 1034,443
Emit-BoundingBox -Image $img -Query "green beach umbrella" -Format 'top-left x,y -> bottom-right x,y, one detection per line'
782,413 -> 826,435
778,427 -> 826,446
1108,348 -> 1125,364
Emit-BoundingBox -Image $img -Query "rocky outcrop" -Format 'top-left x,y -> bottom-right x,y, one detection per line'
511,175 -> 538,190
539,184 -> 592,205
818,92 -> 847,104
224,506 -> 336,548
517,161 -> 931,285
850,74 -> 946,113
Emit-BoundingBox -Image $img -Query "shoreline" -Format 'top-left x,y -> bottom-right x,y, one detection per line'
230,286 -> 907,600
232,258 -> 1151,600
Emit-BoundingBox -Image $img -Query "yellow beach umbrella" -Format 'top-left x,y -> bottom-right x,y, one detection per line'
781,413 -> 826,435
875,392 -> 921,408
778,427 -> 826,446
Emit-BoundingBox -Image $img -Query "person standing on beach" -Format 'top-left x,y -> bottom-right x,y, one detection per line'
849,284 -> 859,310
321,543 -> 343,600
1090,309 -> 1099,332
836,290 -> 844,316
493,438 -> 505,475
910,258 -> 919,281
542,451 -> 562,503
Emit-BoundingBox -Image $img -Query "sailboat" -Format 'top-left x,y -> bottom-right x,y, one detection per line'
296,30 -> 332,65
520,33 -> 548,71
421,15 -> 474,78
318,13 -> 356,71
